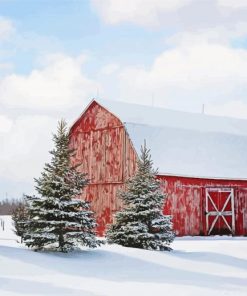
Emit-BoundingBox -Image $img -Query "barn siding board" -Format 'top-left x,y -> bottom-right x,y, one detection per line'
91,129 -> 106,182
105,127 -> 125,182
70,102 -> 137,236
70,100 -> 247,236
160,177 -> 201,236
83,183 -> 124,236
159,175 -> 247,236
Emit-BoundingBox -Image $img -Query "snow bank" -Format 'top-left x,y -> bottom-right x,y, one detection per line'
0,215 -> 17,241
0,236 -> 246,296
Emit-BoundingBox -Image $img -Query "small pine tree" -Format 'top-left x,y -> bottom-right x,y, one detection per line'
106,142 -> 175,250
12,197 -> 29,242
22,120 -> 101,252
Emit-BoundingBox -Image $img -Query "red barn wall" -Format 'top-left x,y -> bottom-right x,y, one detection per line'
69,101 -> 137,235
159,175 -> 247,236
70,101 -> 247,236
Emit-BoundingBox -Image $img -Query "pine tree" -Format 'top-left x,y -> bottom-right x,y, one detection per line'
106,143 -> 175,250
22,120 -> 101,252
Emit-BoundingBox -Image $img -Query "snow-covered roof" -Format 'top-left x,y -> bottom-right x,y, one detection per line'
96,99 -> 247,180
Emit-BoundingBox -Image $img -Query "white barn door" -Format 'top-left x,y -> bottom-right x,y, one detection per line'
205,188 -> 235,235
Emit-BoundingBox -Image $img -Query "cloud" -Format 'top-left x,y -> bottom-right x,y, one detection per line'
217,0 -> 247,9
0,52 -> 100,185
92,0 -> 193,27
115,41 -> 247,116
0,62 -> 13,71
0,115 -> 12,133
0,115 -> 57,182
0,17 -> 62,58
167,23 -> 247,47
0,17 -> 15,41
0,53 -> 100,109
207,100 -> 247,119
91,0 -> 247,33
99,63 -> 120,75
91,0 -> 247,119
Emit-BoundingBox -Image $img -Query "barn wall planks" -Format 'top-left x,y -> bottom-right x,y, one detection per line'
159,175 -> 247,236
159,177 -> 201,236
69,101 -> 138,236
70,100 -> 247,236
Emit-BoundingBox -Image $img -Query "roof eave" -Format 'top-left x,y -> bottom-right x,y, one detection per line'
157,171 -> 247,181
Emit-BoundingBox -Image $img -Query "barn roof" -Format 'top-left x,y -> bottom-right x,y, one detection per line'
75,99 -> 247,180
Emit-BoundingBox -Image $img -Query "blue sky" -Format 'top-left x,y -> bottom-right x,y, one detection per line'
1,0 -> 247,199
1,0 -> 171,75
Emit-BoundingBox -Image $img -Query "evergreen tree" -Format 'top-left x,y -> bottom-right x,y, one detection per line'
22,120 -> 101,252
106,143 -> 175,250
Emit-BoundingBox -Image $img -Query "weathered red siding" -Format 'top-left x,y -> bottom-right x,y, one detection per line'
69,101 -> 137,236
159,175 -> 247,236
70,101 -> 247,236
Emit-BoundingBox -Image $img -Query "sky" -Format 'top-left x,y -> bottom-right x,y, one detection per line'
1,0 -> 247,199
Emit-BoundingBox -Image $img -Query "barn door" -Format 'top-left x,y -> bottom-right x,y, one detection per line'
205,188 -> 235,235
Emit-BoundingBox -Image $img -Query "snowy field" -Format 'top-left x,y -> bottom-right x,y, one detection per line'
0,216 -> 246,296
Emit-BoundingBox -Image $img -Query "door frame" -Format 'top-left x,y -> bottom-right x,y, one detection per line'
205,187 -> 235,235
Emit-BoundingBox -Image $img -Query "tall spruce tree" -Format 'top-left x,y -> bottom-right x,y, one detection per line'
106,143 -> 175,250
22,120 -> 101,252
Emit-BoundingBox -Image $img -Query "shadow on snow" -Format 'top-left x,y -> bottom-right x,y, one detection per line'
0,245 -> 246,292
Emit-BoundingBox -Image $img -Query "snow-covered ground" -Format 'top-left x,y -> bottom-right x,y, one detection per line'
0,215 -> 246,296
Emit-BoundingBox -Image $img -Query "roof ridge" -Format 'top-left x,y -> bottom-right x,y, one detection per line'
97,98 -> 247,122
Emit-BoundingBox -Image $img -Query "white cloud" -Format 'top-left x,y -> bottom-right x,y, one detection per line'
0,53 -> 100,109
0,51 -> 101,190
217,0 -> 247,9
100,63 -> 120,75
167,23 -> 247,47
0,17 -> 15,41
92,0 -> 192,26
91,0 -> 247,118
0,115 -> 57,181
0,115 -> 12,133
116,41 -> 247,114
91,0 -> 247,34
0,63 -> 13,72
207,100 -> 247,119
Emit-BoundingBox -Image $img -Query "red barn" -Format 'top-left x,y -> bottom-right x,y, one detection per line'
69,99 -> 247,236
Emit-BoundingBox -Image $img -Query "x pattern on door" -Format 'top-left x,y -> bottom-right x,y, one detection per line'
205,188 -> 235,235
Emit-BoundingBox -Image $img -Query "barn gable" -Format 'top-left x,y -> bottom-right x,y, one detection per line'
70,100 -> 137,183
70,100 -> 123,134
69,100 -> 138,235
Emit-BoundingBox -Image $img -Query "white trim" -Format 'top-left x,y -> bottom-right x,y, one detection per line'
206,191 -> 209,233
205,188 -> 235,235
231,189 -> 235,235
208,194 -> 218,212
157,172 -> 247,181
221,215 -> 232,233
208,216 -> 218,235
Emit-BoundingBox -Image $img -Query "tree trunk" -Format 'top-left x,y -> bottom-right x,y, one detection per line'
59,229 -> 65,252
